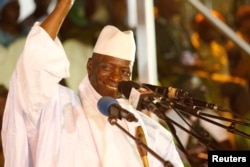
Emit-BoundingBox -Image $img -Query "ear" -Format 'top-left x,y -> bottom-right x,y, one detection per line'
87,58 -> 93,74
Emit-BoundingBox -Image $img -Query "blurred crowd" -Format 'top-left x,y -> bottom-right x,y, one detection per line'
1,0 -> 250,166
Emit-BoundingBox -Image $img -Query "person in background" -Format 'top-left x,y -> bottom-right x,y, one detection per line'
20,0 -> 52,31
0,0 -> 28,47
59,0 -> 104,45
153,2 -> 233,166
154,0 -> 199,87
59,0 -> 104,91
1,0 -> 184,166
191,10 -> 250,118
191,10 -> 230,108
226,5 -> 250,91
103,0 -> 129,30
0,0 -> 28,90
225,4 -> 250,150
191,11 -> 250,153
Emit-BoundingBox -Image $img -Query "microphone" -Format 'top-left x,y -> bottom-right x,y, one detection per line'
98,96 -> 173,167
142,83 -> 189,99
118,81 -> 154,110
180,97 -> 229,111
142,83 -> 229,111
97,96 -> 138,122
118,81 -> 166,119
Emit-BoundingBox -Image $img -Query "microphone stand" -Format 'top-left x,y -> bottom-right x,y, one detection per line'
140,99 -> 189,154
197,112 -> 250,126
140,99 -> 217,150
107,116 -> 174,167
139,99 -> 219,167
148,107 -> 217,150
166,101 -> 250,139
165,120 -> 188,154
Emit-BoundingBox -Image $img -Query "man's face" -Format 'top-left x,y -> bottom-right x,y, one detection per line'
87,54 -> 133,98
2,1 -> 20,23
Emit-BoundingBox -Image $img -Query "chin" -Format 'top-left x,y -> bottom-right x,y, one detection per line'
108,93 -> 120,99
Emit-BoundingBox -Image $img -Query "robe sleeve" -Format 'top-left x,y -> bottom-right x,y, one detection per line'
15,22 -> 70,124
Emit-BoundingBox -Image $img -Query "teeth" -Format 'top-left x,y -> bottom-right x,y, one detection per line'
107,85 -> 117,90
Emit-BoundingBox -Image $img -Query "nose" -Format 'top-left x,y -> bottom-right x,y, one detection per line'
109,68 -> 121,82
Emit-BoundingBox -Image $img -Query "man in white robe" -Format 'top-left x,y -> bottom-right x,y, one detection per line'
1,0 -> 184,166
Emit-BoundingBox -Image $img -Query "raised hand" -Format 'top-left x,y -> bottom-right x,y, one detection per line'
41,0 -> 75,39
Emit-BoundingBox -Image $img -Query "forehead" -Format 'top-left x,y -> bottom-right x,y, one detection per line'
92,53 -> 133,67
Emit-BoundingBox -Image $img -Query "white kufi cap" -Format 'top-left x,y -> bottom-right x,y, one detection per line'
93,25 -> 136,61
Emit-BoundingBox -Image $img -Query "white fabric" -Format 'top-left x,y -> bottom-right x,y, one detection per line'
2,23 -> 184,167
93,25 -> 136,61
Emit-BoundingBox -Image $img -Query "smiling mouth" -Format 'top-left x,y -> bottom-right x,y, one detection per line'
106,85 -> 117,90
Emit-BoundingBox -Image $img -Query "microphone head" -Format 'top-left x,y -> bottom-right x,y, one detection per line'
118,81 -> 155,110
97,96 -> 118,116
118,81 -> 141,98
